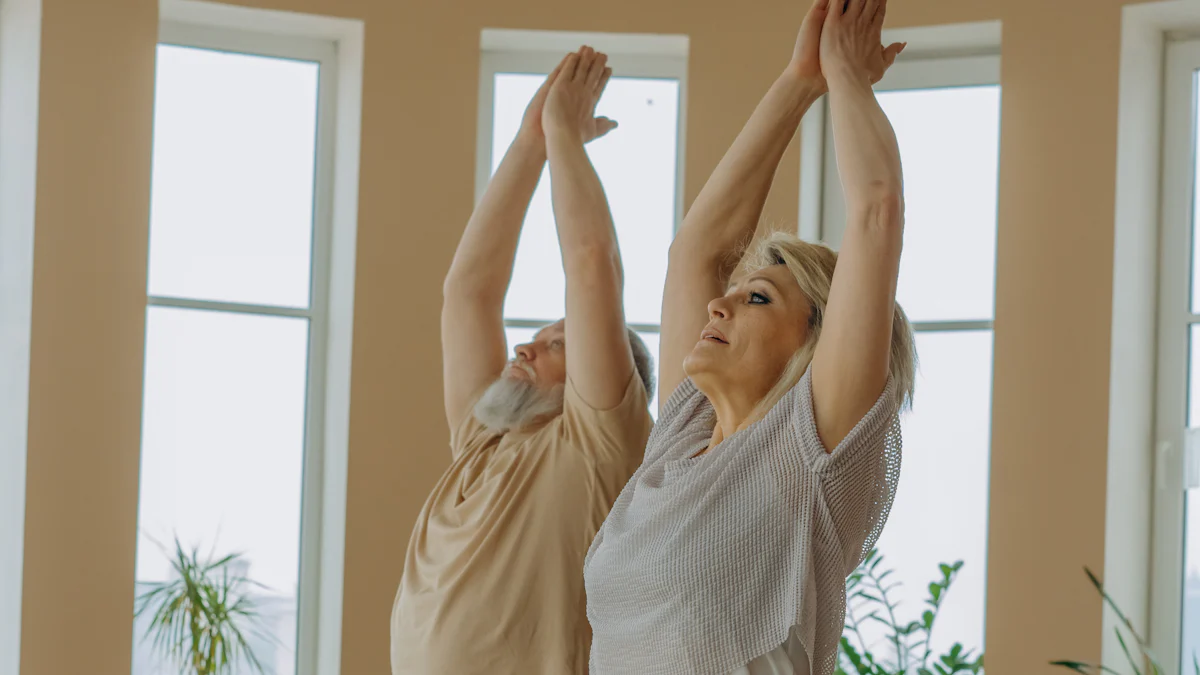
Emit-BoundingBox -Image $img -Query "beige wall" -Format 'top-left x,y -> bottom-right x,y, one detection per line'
13,0 -> 1154,672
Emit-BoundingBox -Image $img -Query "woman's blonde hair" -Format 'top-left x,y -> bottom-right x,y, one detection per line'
741,231 -> 917,423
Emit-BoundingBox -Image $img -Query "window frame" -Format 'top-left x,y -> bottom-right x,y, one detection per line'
143,21 -> 340,675
475,34 -> 688,342
1150,36 -> 1200,674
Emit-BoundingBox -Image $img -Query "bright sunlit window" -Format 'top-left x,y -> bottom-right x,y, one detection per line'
819,54 -> 1000,661
133,24 -> 337,675
479,36 -> 686,414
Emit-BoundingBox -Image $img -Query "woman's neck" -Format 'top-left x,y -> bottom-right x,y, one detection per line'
699,384 -> 762,455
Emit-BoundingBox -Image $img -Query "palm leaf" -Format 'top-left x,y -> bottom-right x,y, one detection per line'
133,533 -> 275,675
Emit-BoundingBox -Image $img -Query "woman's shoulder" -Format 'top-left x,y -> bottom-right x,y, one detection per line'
642,378 -> 716,463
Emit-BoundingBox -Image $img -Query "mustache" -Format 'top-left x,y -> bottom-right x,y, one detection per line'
508,360 -> 536,379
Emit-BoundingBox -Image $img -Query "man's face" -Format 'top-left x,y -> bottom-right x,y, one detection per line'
509,319 -> 567,390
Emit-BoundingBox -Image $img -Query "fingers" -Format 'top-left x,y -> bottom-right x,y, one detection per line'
538,55 -> 569,93
825,0 -> 841,26
873,0 -> 889,25
844,0 -> 865,20
561,52 -> 582,83
882,41 -> 905,67
595,116 -> 618,139
863,0 -> 881,22
595,67 -> 613,96
586,51 -> 608,88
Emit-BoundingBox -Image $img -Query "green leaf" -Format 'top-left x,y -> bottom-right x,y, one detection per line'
1115,630 -> 1144,675
133,533 -> 274,675
929,583 -> 943,604
922,610 -> 935,630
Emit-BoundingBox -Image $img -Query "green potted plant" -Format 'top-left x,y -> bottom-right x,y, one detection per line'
1051,567 -> 1199,675
838,549 -> 984,675
134,536 -> 276,675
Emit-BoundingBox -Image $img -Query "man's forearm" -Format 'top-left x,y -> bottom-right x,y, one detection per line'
545,132 -> 620,264
445,132 -> 546,299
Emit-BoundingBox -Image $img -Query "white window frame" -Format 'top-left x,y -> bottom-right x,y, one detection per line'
144,10 -> 362,674
475,29 -> 688,338
1151,36 -> 1200,674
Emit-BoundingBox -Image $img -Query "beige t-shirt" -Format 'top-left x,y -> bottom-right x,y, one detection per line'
390,374 -> 652,675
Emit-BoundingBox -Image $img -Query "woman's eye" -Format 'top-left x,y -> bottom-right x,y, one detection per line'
749,292 -> 770,304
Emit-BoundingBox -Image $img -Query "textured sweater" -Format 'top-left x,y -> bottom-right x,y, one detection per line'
584,366 -> 902,675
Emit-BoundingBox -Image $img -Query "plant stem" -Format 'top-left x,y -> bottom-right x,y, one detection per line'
869,566 -> 907,668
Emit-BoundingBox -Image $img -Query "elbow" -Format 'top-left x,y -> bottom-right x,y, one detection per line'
849,185 -> 904,234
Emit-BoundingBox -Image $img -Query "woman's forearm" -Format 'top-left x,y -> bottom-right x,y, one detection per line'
826,66 -> 903,216
673,70 -> 824,266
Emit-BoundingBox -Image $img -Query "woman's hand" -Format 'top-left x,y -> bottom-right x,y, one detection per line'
543,46 -> 618,146
820,0 -> 905,86
789,0 -> 832,89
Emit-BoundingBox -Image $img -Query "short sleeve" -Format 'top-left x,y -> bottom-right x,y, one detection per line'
640,377 -> 716,466
790,365 -> 899,472
560,372 -> 654,470
791,365 -> 903,571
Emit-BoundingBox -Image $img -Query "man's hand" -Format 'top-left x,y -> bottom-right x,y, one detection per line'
820,0 -> 905,86
543,47 -> 618,146
517,55 -> 568,142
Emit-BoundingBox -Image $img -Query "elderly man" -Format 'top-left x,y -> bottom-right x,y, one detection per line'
390,47 -> 655,675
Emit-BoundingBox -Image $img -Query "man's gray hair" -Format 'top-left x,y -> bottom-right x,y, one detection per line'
627,328 -> 656,400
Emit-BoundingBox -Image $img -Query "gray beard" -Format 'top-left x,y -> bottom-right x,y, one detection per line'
473,374 -> 564,433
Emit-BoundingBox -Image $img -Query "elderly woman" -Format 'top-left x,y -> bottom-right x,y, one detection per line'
583,1 -> 916,674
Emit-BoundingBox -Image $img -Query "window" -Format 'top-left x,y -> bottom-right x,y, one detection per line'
477,31 -> 687,413
1152,37 -> 1200,674
813,53 -> 1000,658
132,22 -> 339,675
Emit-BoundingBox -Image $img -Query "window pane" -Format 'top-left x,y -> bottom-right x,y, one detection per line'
1185,491 -> 1199,673
493,73 -> 679,325
148,45 -> 319,308
877,86 -> 1000,323
1185,325 -> 1200,668
864,330 -> 993,659
505,325 -> 540,358
1192,70 -> 1200,315
133,307 -> 308,675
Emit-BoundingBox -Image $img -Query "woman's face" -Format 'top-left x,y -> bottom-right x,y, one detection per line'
684,265 -> 813,401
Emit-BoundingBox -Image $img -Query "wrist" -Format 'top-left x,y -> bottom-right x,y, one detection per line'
511,129 -> 548,160
824,63 -> 872,91
544,126 -> 584,150
776,67 -> 827,114
781,62 -> 827,98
